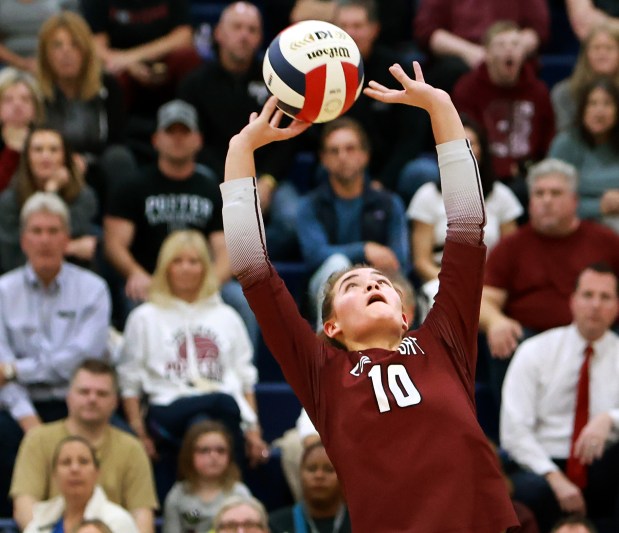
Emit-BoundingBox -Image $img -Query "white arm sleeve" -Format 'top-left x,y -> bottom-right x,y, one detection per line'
436,139 -> 486,245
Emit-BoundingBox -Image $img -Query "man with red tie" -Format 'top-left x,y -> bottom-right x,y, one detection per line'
501,262 -> 619,533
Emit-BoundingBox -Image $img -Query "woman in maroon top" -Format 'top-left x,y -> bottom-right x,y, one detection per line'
221,63 -> 519,532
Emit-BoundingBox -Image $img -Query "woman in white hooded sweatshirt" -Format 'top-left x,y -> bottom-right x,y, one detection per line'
118,230 -> 269,479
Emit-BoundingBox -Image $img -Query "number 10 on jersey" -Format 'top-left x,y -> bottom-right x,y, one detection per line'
368,364 -> 421,413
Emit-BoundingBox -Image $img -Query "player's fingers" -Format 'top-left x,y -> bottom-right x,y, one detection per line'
249,111 -> 259,123
269,109 -> 284,127
366,80 -> 390,92
388,63 -> 412,86
413,61 -> 425,83
261,95 -> 279,118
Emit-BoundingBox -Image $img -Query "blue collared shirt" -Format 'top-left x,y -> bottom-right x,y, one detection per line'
0,262 -> 111,420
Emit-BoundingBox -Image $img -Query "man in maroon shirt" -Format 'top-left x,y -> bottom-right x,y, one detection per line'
480,158 -> 619,403
415,0 -> 549,92
453,20 -> 555,214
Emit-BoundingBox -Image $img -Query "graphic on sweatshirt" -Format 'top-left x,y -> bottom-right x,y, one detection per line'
165,327 -> 223,382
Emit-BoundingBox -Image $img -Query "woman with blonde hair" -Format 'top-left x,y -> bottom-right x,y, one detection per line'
118,230 -> 269,497
0,126 -> 98,272
0,67 -> 44,192
36,11 -> 135,210
552,22 -> 619,130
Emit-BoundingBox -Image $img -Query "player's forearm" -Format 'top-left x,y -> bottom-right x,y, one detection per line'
427,91 -> 466,145
226,136 -> 257,181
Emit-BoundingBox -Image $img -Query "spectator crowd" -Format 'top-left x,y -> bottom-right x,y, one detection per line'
1,1 -> 619,532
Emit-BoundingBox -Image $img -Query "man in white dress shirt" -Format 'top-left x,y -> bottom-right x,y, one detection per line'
501,262 -> 619,533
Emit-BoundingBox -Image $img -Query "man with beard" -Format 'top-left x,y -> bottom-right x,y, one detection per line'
453,20 -> 555,213
296,117 -> 409,326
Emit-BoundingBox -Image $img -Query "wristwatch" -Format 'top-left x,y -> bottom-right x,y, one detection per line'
2,363 -> 16,382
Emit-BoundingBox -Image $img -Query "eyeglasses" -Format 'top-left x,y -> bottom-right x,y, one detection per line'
216,521 -> 265,532
194,445 -> 228,455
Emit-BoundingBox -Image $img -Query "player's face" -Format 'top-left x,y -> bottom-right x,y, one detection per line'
53,441 -> 98,499
571,269 -> 618,341
46,27 -> 84,81
67,370 -> 118,426
324,268 -> 408,347
321,127 -> 369,185
486,30 -> 525,86
215,2 -> 262,67
167,247 -> 205,301
0,82 -> 36,127
583,86 -> 617,138
528,174 -> 578,236
301,446 -> 342,506
192,432 -> 231,480
334,6 -> 379,59
587,31 -> 619,75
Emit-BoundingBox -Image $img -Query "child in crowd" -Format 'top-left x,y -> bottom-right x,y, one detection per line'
163,421 -> 252,533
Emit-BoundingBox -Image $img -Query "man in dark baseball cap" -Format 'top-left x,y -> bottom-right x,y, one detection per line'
156,99 -> 199,131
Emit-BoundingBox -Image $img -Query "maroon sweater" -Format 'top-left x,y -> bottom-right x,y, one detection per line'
453,62 -> 555,180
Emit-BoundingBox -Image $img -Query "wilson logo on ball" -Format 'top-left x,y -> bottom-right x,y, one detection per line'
263,19 -> 364,124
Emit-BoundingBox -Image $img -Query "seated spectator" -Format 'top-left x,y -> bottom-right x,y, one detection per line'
212,495 -> 270,533
479,159 -> 619,403
24,436 -> 139,533
104,100 -> 256,340
81,0 -> 201,119
549,77 -> 619,230
0,127 -> 99,272
333,0 -> 431,193
414,0 -> 549,93
178,2 -> 300,261
117,230 -> 268,497
551,23 -> 619,132
408,116 -> 522,319
36,11 -> 136,213
0,192 -> 110,516
501,264 -> 619,533
163,421 -> 252,533
10,359 -> 158,533
296,117 -> 409,325
453,20 -> 555,211
0,67 -> 44,192
0,0 -> 77,73
269,441 -> 352,533
551,515 -> 599,533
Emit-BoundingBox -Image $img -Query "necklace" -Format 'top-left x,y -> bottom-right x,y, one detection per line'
292,502 -> 347,533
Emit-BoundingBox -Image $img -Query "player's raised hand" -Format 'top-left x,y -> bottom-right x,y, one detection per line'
226,96 -> 311,181
364,62 -> 443,110
237,96 -> 311,151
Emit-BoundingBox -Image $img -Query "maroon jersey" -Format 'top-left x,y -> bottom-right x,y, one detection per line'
222,139 -> 518,532
244,240 -> 517,532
